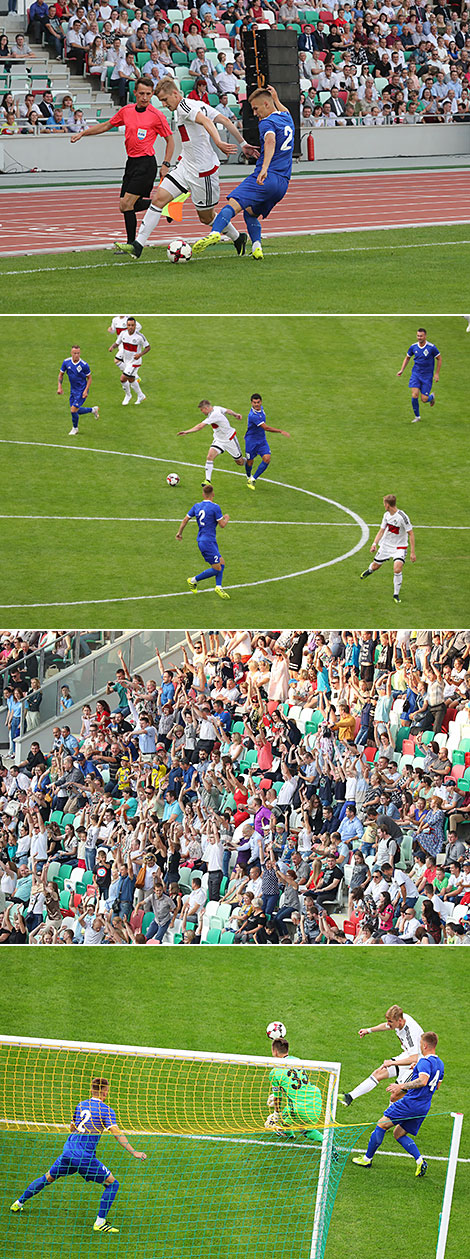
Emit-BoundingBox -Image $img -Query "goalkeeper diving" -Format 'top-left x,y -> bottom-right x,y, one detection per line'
265,1037 -> 323,1144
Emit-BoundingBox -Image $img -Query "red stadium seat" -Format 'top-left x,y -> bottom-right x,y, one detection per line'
402,739 -> 415,756
343,919 -> 357,939
364,746 -> 376,761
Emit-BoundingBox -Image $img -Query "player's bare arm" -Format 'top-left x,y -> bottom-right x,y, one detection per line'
257,132 -> 276,185
434,352 -> 442,382
397,354 -> 410,377
108,1124 -> 147,1159
370,528 -> 385,554
222,408 -> 242,420
195,111 -> 238,158
409,528 -> 417,562
267,84 -> 289,113
57,370 -> 64,395
176,514 -> 190,540
262,425 -> 291,437
218,514 -> 230,528
177,422 -> 206,435
358,1023 -> 390,1037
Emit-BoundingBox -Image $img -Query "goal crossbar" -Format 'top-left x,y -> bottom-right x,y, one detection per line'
0,1034 -> 340,1075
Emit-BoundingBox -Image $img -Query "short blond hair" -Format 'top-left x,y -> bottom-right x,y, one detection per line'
156,76 -> 176,98
386,1005 -> 403,1022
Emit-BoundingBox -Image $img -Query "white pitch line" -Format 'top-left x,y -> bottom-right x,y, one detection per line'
1,235 -> 469,276
0,514 -> 468,531
0,439 -> 368,609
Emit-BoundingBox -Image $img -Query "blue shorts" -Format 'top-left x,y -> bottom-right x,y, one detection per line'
49,1152 -> 111,1183
245,437 -> 270,460
409,370 -> 434,395
229,171 -> 289,219
384,1098 -> 429,1135
198,538 -> 222,565
69,389 -> 87,409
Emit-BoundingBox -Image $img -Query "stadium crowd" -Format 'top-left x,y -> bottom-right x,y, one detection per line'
1,0 -> 470,132
1,629 -> 470,947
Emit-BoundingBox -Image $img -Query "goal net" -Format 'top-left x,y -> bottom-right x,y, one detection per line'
0,1034 -> 369,1259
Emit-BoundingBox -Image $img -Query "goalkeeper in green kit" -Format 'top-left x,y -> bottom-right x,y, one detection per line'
265,1037 -> 323,1144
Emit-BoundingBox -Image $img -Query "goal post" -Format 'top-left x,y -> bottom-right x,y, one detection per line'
435,1111 -> 464,1259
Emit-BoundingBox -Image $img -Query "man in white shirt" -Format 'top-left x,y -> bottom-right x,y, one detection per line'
181,876 -> 206,931
382,862 -> 419,909
396,906 -> 420,940
339,1005 -> 423,1106
178,400 -> 245,483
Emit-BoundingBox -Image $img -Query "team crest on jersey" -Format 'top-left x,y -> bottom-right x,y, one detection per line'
423,349 -> 428,356
76,365 -> 82,372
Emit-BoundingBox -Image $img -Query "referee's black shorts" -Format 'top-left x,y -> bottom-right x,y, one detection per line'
120,154 -> 157,199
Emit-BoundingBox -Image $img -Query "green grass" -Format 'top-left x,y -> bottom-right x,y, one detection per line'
1,314 -> 468,626
1,225 -> 469,312
0,950 -> 467,1259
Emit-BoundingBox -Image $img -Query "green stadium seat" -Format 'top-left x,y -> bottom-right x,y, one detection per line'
421,731 -> 435,744
208,92 -> 219,106
82,871 -> 95,886
217,903 -> 232,924
74,881 -> 87,896
219,877 -> 228,896
231,720 -> 245,734
209,916 -> 224,931
204,37 -> 215,48
173,932 -> 183,944
172,52 -> 190,65
136,52 -> 149,69
206,928 -> 221,944
142,912 -> 155,935
220,931 -> 235,943
459,739 -> 470,753
62,813 -> 76,829
395,727 -> 410,752
452,751 -> 465,765
49,810 -> 64,828
47,860 -> 61,883
59,888 -> 71,912
54,864 -> 73,891
180,77 -> 193,95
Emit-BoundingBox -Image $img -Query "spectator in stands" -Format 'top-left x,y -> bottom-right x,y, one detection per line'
88,34 -> 107,79
0,111 -> 18,134
28,0 -> 50,44
111,49 -> 141,102
188,75 -> 210,103
37,88 -> 56,122
44,4 -> 66,58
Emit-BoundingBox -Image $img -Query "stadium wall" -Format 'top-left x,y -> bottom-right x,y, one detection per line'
1,125 -> 469,175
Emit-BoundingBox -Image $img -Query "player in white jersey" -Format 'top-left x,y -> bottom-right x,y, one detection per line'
107,316 -> 143,369
108,317 -> 150,406
339,1004 -> 424,1108
360,493 -> 416,604
178,400 -> 245,483
114,79 -> 258,260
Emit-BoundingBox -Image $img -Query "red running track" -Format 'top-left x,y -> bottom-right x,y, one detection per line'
0,170 -> 469,254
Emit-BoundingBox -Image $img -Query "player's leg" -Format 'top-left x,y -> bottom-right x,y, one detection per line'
75,388 -> 98,421
69,403 -> 79,435
393,557 -> 404,604
421,386 -> 436,408
204,444 -> 221,484
195,202 -> 245,254
188,546 -> 230,599
11,1158 -> 73,1211
393,1121 -> 427,1176
339,1063 -> 392,1107
253,449 -> 271,481
410,384 -> 421,423
360,558 -> 383,580
129,367 -> 145,404
120,371 -> 132,405
116,180 -> 175,257
80,1157 -> 120,1233
352,1115 -> 393,1166
243,207 -> 263,260
192,196 -> 242,255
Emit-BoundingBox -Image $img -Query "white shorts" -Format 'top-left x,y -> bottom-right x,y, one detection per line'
209,433 -> 243,460
375,545 -> 407,566
120,358 -> 141,380
386,1061 -> 414,1085
161,162 -> 220,211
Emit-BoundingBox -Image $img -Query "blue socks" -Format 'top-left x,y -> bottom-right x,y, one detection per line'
245,460 -> 253,478
396,1133 -> 421,1161
19,1174 -> 48,1203
215,564 -> 225,588
195,568 -> 217,583
212,205 -> 236,234
98,1179 -> 119,1218
244,211 -> 262,246
411,396 -> 420,419
365,1125 -> 386,1160
254,459 -> 269,480
76,407 -> 93,415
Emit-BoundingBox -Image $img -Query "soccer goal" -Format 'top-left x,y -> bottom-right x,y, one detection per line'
0,1033 -> 367,1259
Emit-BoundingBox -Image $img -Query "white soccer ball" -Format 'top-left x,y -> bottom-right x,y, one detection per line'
167,238 -> 192,263
266,1021 -> 286,1041
166,473 -> 180,486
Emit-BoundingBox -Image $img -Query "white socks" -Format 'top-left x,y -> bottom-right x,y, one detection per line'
350,1075 -> 378,1101
205,460 -> 214,481
131,380 -> 144,400
122,381 -> 131,398
137,204 -> 162,247
393,571 -> 403,596
222,222 -> 239,242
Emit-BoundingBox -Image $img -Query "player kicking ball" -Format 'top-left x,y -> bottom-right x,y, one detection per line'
397,327 -> 441,423
244,392 -> 290,488
57,345 -> 100,436
10,1076 -> 146,1235
192,85 -> 294,262
339,1005 -> 423,1109
360,494 -> 416,603
114,78 -> 253,259
178,400 -> 245,483
176,481 -> 231,599
352,1031 -> 444,1177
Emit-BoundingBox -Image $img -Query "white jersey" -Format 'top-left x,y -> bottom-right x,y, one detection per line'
116,329 -> 149,369
202,406 -> 237,443
393,1012 -> 423,1060
111,315 -> 142,337
175,97 -> 221,179
379,509 -> 412,552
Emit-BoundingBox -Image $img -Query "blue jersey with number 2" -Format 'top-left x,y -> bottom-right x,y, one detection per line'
62,1097 -> 117,1158
255,111 -> 295,179
188,500 -> 223,542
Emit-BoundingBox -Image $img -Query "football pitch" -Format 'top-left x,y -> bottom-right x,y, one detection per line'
0,949 -> 468,1259
0,224 -> 469,313
1,313 -> 468,626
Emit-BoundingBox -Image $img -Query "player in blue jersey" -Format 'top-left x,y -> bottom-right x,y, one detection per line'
244,392 -> 291,489
397,327 -> 441,423
10,1076 -> 146,1235
57,344 -> 100,436
192,85 -> 294,261
352,1031 -> 444,1177
176,480 -> 230,599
